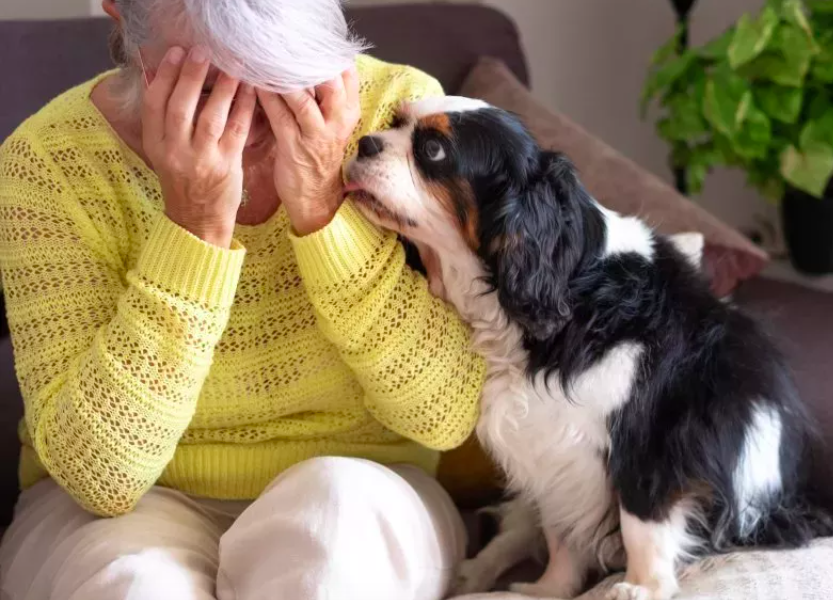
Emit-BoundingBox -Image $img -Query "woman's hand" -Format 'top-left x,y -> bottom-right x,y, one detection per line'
142,46 -> 257,248
257,67 -> 360,236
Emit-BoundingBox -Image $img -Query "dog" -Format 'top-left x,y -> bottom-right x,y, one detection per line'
344,97 -> 833,600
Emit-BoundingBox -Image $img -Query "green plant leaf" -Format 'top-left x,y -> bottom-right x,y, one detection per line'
747,167 -> 786,201
699,29 -> 734,60
686,144 -> 725,194
780,144 -> 833,197
732,105 -> 773,159
741,24 -> 817,86
755,85 -> 804,123
657,93 -> 709,141
702,66 -> 753,136
806,92 -> 833,119
651,27 -> 685,66
807,0 -> 833,14
713,133 -> 744,168
811,34 -> 833,82
641,52 -> 697,116
728,7 -> 780,69
800,112 -> 833,148
781,0 -> 815,41
687,163 -> 708,195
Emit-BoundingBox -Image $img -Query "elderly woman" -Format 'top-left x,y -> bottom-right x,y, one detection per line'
0,1 -> 485,598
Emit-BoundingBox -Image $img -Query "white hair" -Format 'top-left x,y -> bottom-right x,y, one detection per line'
185,0 -> 368,92
112,0 -> 368,111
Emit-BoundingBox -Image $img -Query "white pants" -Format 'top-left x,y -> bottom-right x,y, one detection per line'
0,457 -> 466,600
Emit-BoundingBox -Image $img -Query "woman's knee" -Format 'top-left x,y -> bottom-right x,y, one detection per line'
218,457 -> 463,600
1,480 -> 221,600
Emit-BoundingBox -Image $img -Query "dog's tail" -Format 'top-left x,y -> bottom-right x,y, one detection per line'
735,489 -> 833,548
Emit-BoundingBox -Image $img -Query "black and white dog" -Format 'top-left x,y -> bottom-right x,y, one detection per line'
344,97 -> 832,600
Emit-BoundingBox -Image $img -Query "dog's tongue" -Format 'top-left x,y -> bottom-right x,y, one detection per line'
343,180 -> 363,193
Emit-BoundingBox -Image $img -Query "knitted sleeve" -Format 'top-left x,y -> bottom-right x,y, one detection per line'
290,63 -> 486,451
0,131 -> 245,517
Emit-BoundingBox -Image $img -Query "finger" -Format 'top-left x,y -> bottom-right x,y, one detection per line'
221,84 -> 257,154
342,64 -> 360,112
340,65 -> 361,133
165,45 -> 211,142
142,47 -> 186,145
257,89 -> 300,139
316,75 -> 345,123
194,72 -> 240,148
281,90 -> 325,134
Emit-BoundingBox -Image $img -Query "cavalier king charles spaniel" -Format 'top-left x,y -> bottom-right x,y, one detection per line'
344,98 -> 832,600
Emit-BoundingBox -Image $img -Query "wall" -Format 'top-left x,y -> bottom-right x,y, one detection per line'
352,0 -> 773,237
0,0 -> 90,19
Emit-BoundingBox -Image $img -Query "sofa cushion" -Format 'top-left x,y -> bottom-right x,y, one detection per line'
450,538 -> 833,600
458,58 -> 768,297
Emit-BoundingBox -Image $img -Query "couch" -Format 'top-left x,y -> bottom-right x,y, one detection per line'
1,3 -> 832,598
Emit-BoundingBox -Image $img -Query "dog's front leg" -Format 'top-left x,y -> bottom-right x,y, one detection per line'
451,498 -> 542,595
509,528 -> 588,599
605,506 -> 684,600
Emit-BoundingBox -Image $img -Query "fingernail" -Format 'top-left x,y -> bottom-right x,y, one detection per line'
190,45 -> 209,64
166,47 -> 185,65
241,83 -> 254,95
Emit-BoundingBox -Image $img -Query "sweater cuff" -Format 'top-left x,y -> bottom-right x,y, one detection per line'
136,216 -> 246,306
289,201 -> 390,287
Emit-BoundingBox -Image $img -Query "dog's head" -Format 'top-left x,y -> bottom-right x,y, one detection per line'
345,97 -> 605,339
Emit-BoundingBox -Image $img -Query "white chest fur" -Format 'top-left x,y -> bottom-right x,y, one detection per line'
440,253 -> 642,554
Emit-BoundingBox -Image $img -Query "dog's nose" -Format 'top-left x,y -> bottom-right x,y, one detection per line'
358,136 -> 385,159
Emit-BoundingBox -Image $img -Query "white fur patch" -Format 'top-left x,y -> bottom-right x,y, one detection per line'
408,95 -> 491,118
598,205 -> 656,260
669,233 -> 705,270
733,404 -> 783,535
434,246 -> 647,574
610,503 -> 701,600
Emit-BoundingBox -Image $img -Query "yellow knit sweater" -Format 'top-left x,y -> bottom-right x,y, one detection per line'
0,55 -> 485,517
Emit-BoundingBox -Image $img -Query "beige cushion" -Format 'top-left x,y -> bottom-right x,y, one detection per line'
458,58 -> 768,297
449,538 -> 833,600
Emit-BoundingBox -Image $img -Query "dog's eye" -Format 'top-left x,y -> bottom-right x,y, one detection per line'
424,139 -> 447,162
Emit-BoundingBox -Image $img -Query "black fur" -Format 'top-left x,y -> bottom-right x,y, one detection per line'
425,108 -> 833,551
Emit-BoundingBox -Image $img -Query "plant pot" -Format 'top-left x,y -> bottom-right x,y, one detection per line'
781,184 -> 833,275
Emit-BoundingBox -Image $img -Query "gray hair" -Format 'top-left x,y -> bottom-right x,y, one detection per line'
111,0 -> 368,112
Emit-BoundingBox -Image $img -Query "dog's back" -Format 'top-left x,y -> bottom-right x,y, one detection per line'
595,235 -> 830,550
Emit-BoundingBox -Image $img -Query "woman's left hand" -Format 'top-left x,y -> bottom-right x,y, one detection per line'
258,67 -> 361,236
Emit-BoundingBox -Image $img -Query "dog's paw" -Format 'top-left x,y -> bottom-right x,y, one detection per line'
605,580 -> 678,600
606,583 -> 652,600
451,558 -> 499,595
509,581 -> 575,599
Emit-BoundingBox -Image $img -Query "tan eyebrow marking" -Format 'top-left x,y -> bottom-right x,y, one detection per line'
417,113 -> 452,136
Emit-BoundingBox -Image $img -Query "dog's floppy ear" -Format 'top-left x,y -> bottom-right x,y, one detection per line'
482,152 -> 602,340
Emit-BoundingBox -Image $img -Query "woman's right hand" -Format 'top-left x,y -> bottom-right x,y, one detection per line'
142,46 -> 257,248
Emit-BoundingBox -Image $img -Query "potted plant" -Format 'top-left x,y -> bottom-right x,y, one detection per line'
643,0 -> 833,274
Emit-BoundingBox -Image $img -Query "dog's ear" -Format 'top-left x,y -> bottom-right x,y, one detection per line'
414,241 -> 448,302
482,152 -> 602,340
